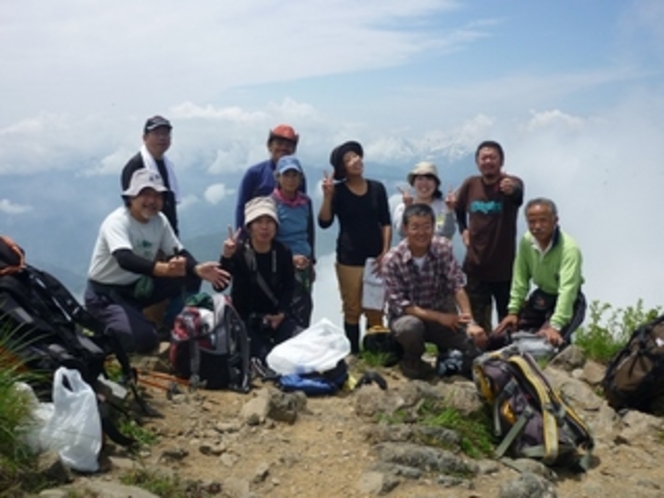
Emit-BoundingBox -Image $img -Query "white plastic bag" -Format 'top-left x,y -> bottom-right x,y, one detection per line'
266,318 -> 350,375
362,257 -> 385,311
40,367 -> 102,472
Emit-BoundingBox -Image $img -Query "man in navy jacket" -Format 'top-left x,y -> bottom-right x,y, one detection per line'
235,124 -> 307,230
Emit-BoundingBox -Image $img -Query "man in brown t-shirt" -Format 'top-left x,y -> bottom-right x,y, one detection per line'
455,141 -> 524,333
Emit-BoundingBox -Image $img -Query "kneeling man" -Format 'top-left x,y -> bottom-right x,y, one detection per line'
85,169 -> 229,353
494,197 -> 586,347
383,204 -> 486,379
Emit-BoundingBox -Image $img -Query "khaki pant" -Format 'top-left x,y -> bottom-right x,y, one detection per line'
335,263 -> 383,327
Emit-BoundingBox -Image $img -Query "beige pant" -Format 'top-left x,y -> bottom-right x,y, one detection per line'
335,262 -> 383,326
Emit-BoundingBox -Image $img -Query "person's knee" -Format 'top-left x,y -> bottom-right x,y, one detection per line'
342,298 -> 362,324
131,323 -> 159,353
392,317 -> 425,356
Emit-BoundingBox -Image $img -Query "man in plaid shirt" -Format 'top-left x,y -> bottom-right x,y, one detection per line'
383,204 -> 487,379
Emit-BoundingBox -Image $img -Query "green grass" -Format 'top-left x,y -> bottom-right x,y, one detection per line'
358,350 -> 394,368
117,417 -> 158,450
417,400 -> 494,459
375,400 -> 494,460
424,343 -> 438,356
574,299 -> 661,364
120,468 -> 201,498
0,325 -> 44,494
375,408 -> 409,425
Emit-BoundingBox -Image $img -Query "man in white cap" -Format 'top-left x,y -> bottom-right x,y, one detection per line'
85,169 -> 229,353
218,196 -> 300,364
122,115 -> 181,235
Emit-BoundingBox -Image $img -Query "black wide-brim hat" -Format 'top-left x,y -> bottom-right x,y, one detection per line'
329,141 -> 363,180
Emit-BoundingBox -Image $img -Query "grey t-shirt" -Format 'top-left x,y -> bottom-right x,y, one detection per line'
87,207 -> 182,285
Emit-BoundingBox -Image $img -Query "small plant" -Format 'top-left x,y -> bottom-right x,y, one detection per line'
424,343 -> 438,356
375,408 -> 409,425
117,416 -> 158,449
120,468 -> 187,498
574,299 -> 662,363
0,324 -> 44,494
358,350 -> 393,368
417,400 -> 494,459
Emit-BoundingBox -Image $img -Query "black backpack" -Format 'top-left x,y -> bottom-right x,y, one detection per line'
602,315 -> 664,413
0,236 -> 149,446
170,293 -> 251,393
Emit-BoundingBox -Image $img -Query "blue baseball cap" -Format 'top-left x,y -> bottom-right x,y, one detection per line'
276,155 -> 303,175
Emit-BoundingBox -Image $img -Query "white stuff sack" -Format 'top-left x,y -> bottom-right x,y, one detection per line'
362,257 -> 385,311
14,382 -> 54,453
266,318 -> 350,375
40,367 -> 102,472
510,331 -> 558,360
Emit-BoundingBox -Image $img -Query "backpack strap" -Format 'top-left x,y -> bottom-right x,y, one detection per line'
181,309 -> 206,390
216,295 -> 251,393
508,355 -> 560,465
243,244 -> 279,308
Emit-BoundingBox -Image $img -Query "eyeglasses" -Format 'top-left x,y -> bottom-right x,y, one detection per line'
406,223 -> 433,233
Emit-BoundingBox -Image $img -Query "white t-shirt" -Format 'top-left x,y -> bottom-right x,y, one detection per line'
87,207 -> 182,285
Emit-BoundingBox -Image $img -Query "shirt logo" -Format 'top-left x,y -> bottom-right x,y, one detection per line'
470,200 -> 502,214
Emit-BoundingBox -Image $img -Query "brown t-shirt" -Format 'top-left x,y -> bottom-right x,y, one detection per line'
455,174 -> 524,281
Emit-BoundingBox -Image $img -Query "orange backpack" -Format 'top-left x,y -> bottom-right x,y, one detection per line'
0,235 -> 25,276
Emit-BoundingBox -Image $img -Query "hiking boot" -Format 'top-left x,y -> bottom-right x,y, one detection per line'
250,357 -> 268,380
400,358 -> 435,380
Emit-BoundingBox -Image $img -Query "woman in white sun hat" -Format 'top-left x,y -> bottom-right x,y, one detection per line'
393,161 -> 456,240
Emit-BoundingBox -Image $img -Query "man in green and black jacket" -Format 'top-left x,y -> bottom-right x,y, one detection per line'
493,197 -> 586,347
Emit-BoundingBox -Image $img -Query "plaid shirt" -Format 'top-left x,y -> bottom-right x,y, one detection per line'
383,236 -> 466,320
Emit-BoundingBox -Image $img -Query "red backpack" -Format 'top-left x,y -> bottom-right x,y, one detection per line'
170,294 -> 250,393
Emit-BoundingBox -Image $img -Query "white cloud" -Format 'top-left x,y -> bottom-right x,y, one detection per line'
204,184 -> 235,205
0,0 -> 474,121
171,102 -> 268,123
178,194 -> 199,211
524,109 -> 585,132
311,252 -> 343,327
0,199 -> 32,214
207,146 -> 255,175
84,148 -> 133,177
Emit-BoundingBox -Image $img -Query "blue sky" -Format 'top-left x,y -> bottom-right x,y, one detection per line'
1,0 -> 663,321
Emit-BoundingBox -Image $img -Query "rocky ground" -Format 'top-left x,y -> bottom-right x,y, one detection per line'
33,346 -> 664,498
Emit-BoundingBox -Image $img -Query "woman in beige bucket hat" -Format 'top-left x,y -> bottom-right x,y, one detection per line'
393,161 -> 456,239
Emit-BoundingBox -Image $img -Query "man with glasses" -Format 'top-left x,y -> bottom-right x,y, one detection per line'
122,116 -> 181,235
382,203 -> 486,380
235,124 -> 307,231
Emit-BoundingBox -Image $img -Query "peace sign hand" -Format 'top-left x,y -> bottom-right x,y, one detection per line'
397,186 -> 413,207
445,186 -> 457,210
322,170 -> 335,199
222,226 -> 241,259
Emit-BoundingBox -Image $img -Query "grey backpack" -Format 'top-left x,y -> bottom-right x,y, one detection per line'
473,346 -> 594,470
